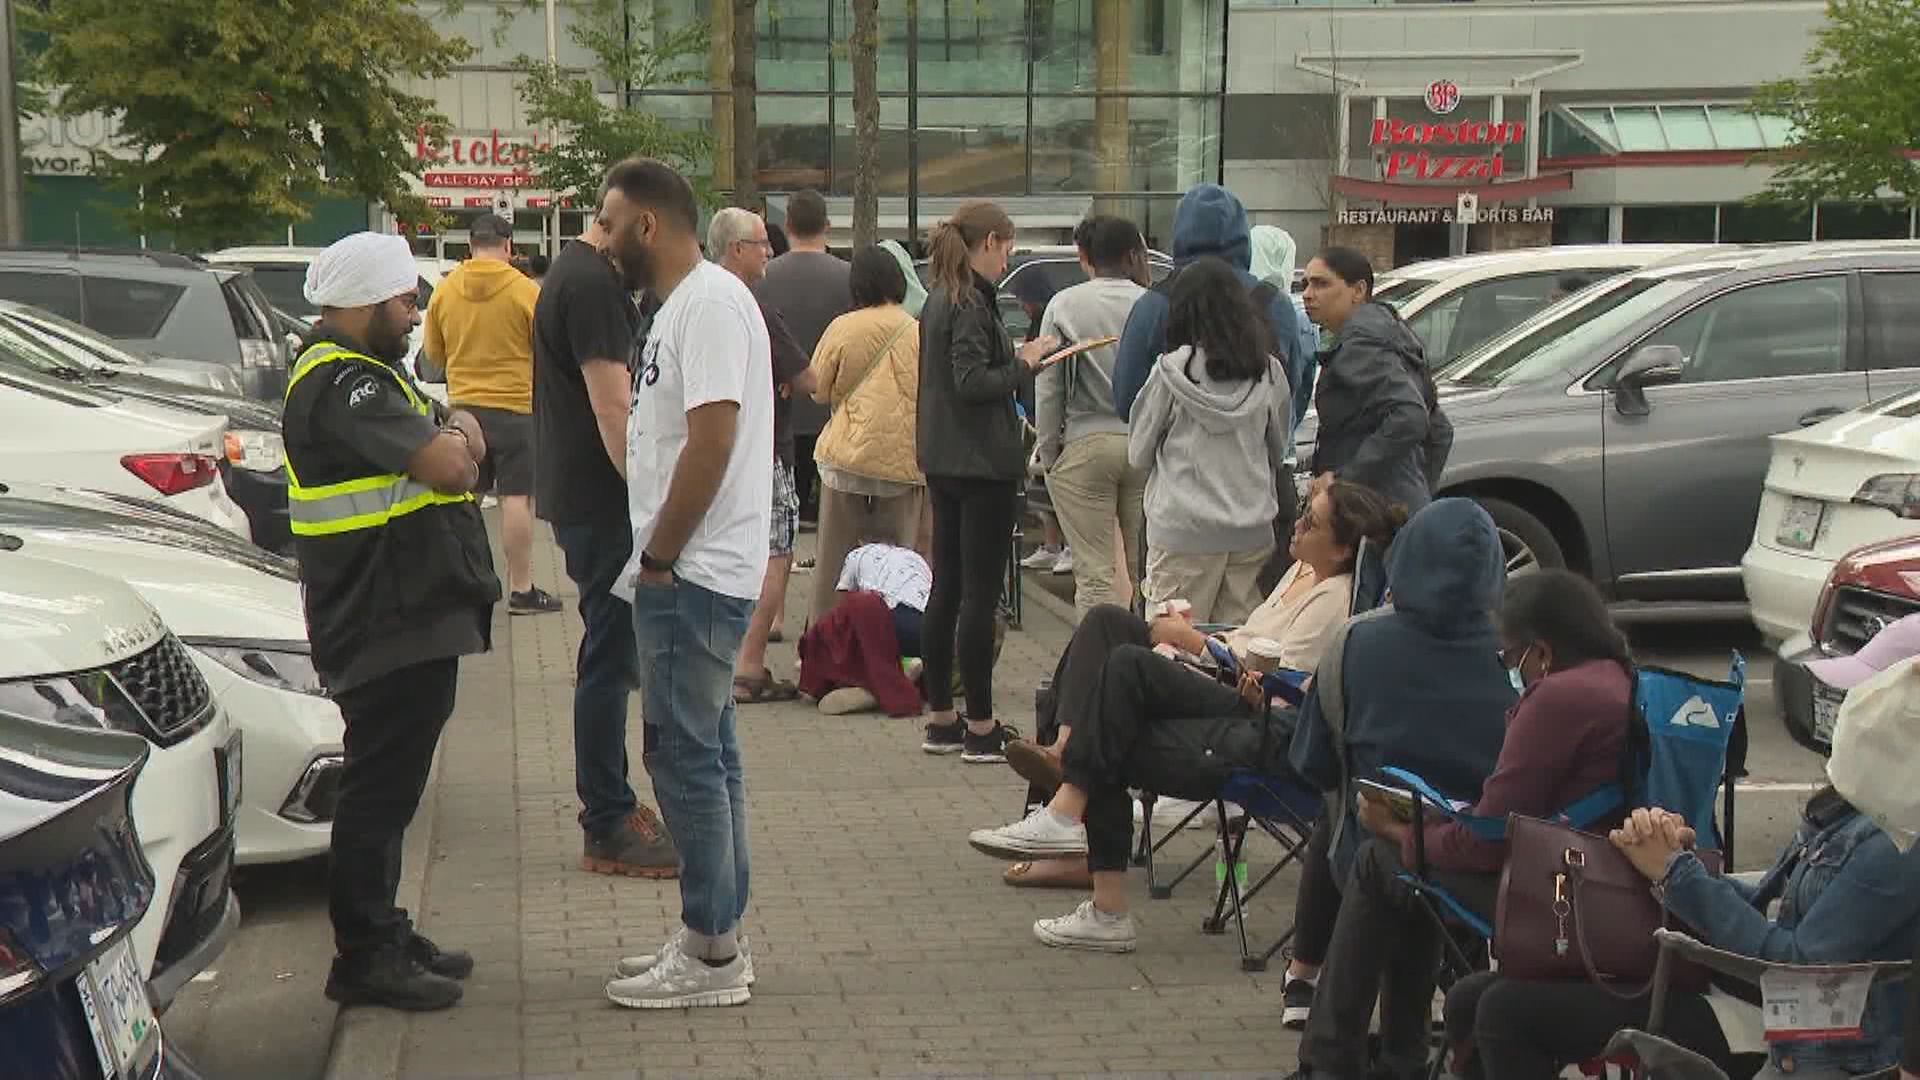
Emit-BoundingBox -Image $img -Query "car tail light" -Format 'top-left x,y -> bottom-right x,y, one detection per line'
120,453 -> 219,496
0,928 -> 43,1005
239,338 -> 278,370
1809,576 -> 1838,641
1851,474 -> 1920,519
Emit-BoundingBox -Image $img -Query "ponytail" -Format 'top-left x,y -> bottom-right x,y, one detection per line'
925,200 -> 1015,307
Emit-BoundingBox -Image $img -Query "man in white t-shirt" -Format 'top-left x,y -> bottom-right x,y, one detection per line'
596,159 -> 773,1011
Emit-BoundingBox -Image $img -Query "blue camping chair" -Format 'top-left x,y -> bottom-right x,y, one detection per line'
1131,538 -> 1392,968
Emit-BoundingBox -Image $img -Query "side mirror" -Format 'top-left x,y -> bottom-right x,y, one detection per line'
1614,345 -> 1685,417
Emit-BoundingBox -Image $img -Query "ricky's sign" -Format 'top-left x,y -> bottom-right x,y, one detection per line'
1371,118 -> 1526,181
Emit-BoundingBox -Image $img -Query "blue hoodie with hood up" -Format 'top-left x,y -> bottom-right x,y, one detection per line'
1112,185 -> 1310,429
1287,497 -> 1517,881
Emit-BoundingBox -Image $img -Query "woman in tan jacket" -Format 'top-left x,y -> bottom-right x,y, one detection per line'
807,246 -> 926,626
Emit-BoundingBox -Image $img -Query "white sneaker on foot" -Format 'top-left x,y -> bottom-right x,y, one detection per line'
1051,547 -> 1075,574
968,806 -> 1087,859
613,930 -> 756,985
1020,545 -> 1062,570
606,935 -> 751,1009
1034,900 -> 1137,953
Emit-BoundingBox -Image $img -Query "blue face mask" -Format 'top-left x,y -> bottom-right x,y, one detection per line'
1506,645 -> 1533,693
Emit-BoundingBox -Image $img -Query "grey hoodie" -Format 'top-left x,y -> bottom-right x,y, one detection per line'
1127,345 -> 1292,556
1034,275 -> 1146,465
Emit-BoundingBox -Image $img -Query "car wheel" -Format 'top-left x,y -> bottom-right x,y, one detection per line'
1476,497 -> 1567,577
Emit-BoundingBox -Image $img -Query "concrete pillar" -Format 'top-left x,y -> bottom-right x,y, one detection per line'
1093,0 -> 1130,213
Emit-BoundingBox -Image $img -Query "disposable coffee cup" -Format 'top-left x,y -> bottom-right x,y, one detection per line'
1150,599 -> 1194,622
1245,638 -> 1284,675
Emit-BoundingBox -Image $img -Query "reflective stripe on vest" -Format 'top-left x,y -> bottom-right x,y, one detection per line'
283,343 -> 472,537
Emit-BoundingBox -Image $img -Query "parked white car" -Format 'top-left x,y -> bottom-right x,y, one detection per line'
0,362 -> 250,538
0,483 -> 342,865
1743,387 -> 1920,644
0,552 -> 240,1007
207,245 -> 451,404
1379,244 -> 1713,370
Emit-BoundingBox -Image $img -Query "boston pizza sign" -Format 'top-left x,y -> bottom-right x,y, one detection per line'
1369,79 -> 1522,182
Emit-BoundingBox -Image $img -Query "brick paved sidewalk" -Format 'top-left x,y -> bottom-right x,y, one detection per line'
324,529 -> 1301,1079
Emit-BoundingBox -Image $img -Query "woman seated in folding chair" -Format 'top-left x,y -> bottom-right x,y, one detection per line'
994,479 -> 1404,890
1288,569 -> 1636,1079
964,497 -> 1493,953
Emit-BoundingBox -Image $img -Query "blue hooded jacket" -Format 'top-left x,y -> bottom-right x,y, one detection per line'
1288,497 -> 1517,881
1112,185 -> 1310,429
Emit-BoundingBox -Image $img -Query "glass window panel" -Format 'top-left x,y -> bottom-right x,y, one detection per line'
1720,202 -> 1811,242
1862,273 -> 1920,370
1566,108 -> 1619,151
1030,95 -> 1218,195
1031,0 -> 1226,94
909,97 -> 1029,196
756,96 -> 832,192
1657,106 -> 1716,151
1705,107 -> 1764,150
1755,113 -> 1798,149
1622,205 -> 1716,242
1551,207 -> 1612,245
1608,107 -> 1667,152
1641,276 -> 1848,383
828,96 -> 911,197
1502,96 -> 1530,173
905,0 -> 1028,94
756,2 -> 831,92
1818,202 -> 1912,240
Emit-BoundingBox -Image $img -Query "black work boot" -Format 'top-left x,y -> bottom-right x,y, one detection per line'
325,947 -> 463,1011
407,932 -> 474,981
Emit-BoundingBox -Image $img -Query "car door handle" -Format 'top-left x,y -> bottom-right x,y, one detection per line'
1798,406 -> 1846,427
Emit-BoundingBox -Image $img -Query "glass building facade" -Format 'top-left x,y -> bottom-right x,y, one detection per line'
630,0 -> 1228,245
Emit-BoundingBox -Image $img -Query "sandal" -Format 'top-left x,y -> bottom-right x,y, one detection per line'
1003,860 -> 1092,889
733,672 -> 801,704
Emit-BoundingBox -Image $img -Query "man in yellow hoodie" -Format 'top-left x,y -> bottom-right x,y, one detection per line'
423,214 -> 559,614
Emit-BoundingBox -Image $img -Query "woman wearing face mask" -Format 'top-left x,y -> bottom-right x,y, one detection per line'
1292,569 -> 1634,1080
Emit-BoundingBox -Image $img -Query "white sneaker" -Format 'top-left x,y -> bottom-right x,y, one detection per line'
1132,797 -> 1225,833
606,934 -> 751,1009
967,806 -> 1087,859
901,656 -> 925,682
1020,545 -> 1062,570
818,687 -> 878,715
1034,900 -> 1137,953
1051,547 -> 1075,575
613,929 -> 755,985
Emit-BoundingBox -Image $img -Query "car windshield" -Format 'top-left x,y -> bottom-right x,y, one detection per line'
241,264 -> 318,319
1374,277 -> 1437,307
1870,389 -> 1920,419
0,317 -> 94,379
1445,277 -> 1701,388
3,307 -> 151,369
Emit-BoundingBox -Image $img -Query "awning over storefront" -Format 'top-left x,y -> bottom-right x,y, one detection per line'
1332,172 -> 1574,206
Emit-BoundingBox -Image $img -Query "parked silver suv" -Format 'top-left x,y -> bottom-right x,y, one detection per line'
1300,242 -> 1920,604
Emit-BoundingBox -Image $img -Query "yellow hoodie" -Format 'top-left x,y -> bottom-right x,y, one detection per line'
423,258 -> 540,414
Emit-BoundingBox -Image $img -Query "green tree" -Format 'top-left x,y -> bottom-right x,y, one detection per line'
513,0 -> 713,207
1752,0 -> 1920,207
30,0 -> 472,249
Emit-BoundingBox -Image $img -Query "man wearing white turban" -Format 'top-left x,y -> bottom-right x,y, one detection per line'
285,231 -> 503,1012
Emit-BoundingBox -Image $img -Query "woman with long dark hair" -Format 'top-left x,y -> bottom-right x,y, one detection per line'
1303,245 -> 1453,513
916,200 -> 1055,763
1126,255 -> 1293,624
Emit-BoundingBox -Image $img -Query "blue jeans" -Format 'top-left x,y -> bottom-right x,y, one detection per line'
633,575 -> 754,937
553,516 -> 641,839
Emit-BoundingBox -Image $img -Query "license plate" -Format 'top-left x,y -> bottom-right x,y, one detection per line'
75,936 -> 159,1080
1812,683 -> 1845,745
217,733 -> 242,823
1775,497 -> 1826,551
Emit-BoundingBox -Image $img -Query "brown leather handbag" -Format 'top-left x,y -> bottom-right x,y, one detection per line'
1494,814 -> 1720,996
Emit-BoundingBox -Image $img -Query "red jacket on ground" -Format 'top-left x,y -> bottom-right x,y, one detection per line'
797,590 -> 923,718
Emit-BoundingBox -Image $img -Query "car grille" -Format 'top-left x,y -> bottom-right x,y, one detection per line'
1821,587 -> 1920,655
107,634 -> 214,744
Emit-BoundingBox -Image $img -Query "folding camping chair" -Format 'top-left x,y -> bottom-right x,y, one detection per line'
1630,928 -> 1914,1080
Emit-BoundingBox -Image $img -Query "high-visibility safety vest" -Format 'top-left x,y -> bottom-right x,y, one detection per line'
280,338 -> 501,687
282,343 -> 473,536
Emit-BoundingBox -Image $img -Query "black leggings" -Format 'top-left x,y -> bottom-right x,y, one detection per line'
1445,972 -> 1746,1080
922,475 -> 1018,720
1292,816 -> 1341,968
1059,643 -> 1267,872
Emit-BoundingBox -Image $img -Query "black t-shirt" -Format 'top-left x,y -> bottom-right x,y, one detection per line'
758,296 -> 810,468
532,241 -> 638,524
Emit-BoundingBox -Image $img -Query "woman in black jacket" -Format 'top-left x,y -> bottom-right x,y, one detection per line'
1303,247 -> 1453,513
917,200 -> 1054,763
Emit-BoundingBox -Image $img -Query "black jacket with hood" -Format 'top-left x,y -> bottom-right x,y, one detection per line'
917,268 -> 1029,482
1288,497 -> 1515,881
1311,301 -> 1454,512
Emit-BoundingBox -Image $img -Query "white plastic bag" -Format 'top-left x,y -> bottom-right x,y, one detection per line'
1826,658 -> 1920,852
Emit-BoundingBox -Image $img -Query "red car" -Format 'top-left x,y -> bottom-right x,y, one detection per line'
1775,535 -> 1920,752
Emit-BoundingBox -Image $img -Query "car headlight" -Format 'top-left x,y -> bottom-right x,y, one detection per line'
224,429 -> 286,474
190,640 -> 326,697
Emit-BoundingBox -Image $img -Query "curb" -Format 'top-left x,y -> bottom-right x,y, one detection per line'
319,741 -> 441,1080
